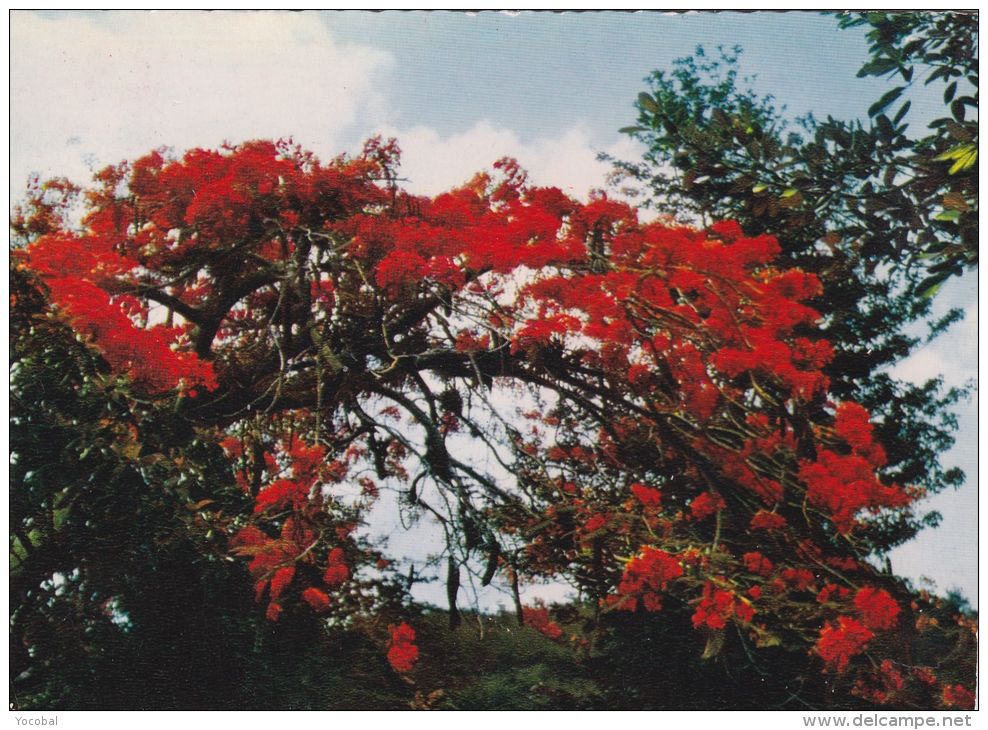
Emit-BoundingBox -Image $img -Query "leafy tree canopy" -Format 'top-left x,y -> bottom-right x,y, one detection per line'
608,10 -> 975,558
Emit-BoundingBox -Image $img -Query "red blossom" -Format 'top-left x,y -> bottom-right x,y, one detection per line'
743,552 -> 774,577
817,583 -> 851,604
692,582 -> 750,629
799,449 -> 910,534
880,660 -> 905,692
853,587 -> 900,631
734,600 -> 756,624
254,479 -> 311,514
323,548 -> 350,587
630,483 -> 662,508
750,511 -> 787,531
614,547 -> 684,612
781,568 -> 816,592
942,684 -> 976,709
268,566 -> 296,601
229,524 -> 267,549
523,602 -> 564,640
690,492 -> 726,520
302,587 -> 331,612
834,402 -> 876,454
387,622 -> 419,673
816,616 -> 874,673
220,436 -> 244,458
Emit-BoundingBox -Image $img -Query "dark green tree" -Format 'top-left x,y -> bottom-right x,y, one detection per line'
609,11 -> 975,556
10,263 -> 421,710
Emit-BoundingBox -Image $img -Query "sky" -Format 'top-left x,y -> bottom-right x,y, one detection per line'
8,9 -> 978,609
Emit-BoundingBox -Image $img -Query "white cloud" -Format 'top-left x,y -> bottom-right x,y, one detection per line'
890,301 -> 977,392
10,10 -> 393,196
11,10 -> 648,212
376,120 -> 645,202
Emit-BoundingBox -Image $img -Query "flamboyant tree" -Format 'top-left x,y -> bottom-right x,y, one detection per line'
11,136 -> 976,709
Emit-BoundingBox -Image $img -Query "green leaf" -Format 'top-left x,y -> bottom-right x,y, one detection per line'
919,275 -> 948,300
701,629 -> 726,659
950,99 -> 966,122
618,126 -> 647,135
934,210 -> 961,222
857,58 -> 898,78
892,100 -> 911,125
876,114 -> 895,140
944,81 -> 958,104
925,66 -> 951,85
868,86 -> 904,117
53,507 -> 71,529
637,92 -> 659,114
752,183 -> 768,193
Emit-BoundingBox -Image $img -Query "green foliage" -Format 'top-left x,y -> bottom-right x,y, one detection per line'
10,265 -> 254,709
840,10 -> 978,290
588,593 -> 976,711
608,17 -> 974,553
407,610 -> 602,710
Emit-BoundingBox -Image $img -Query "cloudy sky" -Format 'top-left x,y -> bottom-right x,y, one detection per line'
10,10 -> 977,608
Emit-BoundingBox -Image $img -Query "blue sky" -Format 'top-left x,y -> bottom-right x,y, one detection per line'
324,10 -> 890,141
9,10 -> 977,608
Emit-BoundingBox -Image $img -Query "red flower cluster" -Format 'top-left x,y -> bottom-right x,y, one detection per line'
302,587 -> 331,613
630,483 -> 662,508
799,449 -> 910,534
750,511 -> 787,531
799,404 -> 909,533
387,623 -> 419,673
743,552 -> 774,577
236,517 -> 314,617
817,583 -> 851,604
780,568 -> 816,592
942,683 -> 976,709
253,478 -> 312,514
853,659 -> 906,705
225,438 -> 357,622
834,402 -> 886,467
853,587 -> 900,630
269,566 -> 296,601
522,602 -> 564,640
323,548 -> 350,587
690,492 -> 726,520
816,616 -> 874,673
40,276 -> 216,394
692,582 -> 754,629
614,547 -> 684,612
